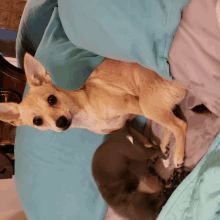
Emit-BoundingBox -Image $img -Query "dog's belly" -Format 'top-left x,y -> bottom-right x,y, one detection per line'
70,107 -> 135,134
93,114 -> 135,134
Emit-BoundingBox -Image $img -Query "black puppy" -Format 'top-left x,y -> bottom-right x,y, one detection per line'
92,124 -> 167,220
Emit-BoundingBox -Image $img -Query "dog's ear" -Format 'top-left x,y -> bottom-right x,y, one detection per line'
0,103 -> 22,126
24,53 -> 52,87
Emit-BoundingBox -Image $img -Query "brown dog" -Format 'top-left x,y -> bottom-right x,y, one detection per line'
0,53 -> 187,167
92,124 -> 166,220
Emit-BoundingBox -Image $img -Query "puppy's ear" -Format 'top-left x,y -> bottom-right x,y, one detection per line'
24,53 -> 52,87
0,103 -> 22,126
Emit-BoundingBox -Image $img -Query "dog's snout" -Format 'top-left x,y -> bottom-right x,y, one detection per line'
56,116 -> 68,129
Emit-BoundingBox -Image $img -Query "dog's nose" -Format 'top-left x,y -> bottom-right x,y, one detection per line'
56,116 -> 68,129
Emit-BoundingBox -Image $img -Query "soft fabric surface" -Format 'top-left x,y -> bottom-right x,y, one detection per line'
145,91 -> 220,219
159,132 -> 220,220
169,0 -> 220,118
145,0 -> 220,217
16,0 -> 58,68
144,0 -> 220,217
57,0 -> 191,80
145,92 -> 220,175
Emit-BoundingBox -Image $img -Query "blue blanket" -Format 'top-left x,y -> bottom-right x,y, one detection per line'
158,132 -> 220,220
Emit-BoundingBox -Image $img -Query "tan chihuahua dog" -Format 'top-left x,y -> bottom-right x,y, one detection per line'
0,53 -> 187,168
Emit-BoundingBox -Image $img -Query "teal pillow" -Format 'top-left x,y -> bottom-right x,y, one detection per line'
15,8 -> 107,220
16,0 -> 58,68
58,0 -> 191,80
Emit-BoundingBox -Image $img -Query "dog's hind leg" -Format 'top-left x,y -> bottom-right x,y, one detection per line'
160,128 -> 172,156
160,128 -> 173,168
139,100 -> 187,168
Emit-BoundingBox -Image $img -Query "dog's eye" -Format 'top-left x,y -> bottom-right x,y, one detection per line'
47,95 -> 57,106
33,116 -> 43,126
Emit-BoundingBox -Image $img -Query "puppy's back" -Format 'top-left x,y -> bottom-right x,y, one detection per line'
92,127 -> 165,220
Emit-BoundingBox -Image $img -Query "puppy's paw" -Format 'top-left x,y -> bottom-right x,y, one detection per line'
165,167 -> 183,188
169,167 -> 190,184
162,158 -> 170,168
176,162 -> 184,169
151,155 -> 159,164
164,146 -> 170,157
174,155 -> 184,169
163,167 -> 190,199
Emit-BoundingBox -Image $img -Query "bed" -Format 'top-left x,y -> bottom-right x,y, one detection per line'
14,0 -> 220,219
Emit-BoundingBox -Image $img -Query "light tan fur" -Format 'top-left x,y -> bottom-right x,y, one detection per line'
0,53 -> 187,167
